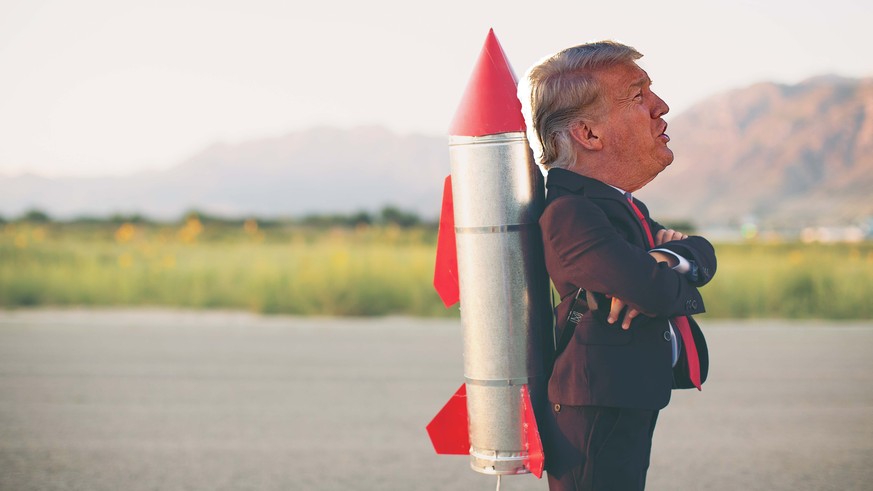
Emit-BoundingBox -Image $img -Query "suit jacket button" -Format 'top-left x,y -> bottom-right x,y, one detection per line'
554,403 -> 561,413
663,330 -> 672,341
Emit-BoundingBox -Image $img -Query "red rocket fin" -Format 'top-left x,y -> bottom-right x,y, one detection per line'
449,28 -> 526,137
433,175 -> 460,308
426,384 -> 470,455
521,385 -> 545,479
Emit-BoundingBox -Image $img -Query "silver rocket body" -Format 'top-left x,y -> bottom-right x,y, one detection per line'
448,131 -> 553,475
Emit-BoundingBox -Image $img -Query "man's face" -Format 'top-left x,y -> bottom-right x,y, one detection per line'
589,62 -> 672,191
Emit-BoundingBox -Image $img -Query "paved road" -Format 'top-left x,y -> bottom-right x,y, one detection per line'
0,310 -> 871,490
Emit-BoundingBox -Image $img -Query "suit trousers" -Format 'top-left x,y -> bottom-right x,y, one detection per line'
545,403 -> 659,491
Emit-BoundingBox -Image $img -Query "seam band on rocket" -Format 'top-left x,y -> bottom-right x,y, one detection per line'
455,223 -> 538,234
464,377 -> 538,387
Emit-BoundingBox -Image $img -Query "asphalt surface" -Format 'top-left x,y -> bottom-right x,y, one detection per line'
0,310 -> 871,490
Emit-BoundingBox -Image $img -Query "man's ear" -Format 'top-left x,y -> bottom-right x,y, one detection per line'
569,121 -> 603,151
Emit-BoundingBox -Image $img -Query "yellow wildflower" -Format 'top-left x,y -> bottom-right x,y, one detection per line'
115,223 -> 136,243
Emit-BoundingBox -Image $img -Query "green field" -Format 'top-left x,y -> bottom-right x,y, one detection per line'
2,220 -> 871,319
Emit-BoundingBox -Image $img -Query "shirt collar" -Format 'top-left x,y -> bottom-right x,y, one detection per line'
607,183 -> 628,197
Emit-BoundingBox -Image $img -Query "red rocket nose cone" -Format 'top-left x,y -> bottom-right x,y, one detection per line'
449,29 -> 526,137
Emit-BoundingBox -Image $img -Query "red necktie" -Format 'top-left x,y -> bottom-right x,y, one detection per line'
626,195 -> 702,391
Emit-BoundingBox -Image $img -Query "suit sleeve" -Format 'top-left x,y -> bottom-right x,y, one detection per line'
645,210 -> 718,287
541,195 -> 705,317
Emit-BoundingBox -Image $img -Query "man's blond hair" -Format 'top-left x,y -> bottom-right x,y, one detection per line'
528,41 -> 642,170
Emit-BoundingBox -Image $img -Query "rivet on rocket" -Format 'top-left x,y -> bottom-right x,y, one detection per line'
427,29 -> 553,479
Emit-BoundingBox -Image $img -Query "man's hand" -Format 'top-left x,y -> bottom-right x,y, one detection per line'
655,228 -> 687,246
607,296 -> 654,330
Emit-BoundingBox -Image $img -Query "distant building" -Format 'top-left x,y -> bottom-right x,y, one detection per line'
800,226 -> 866,243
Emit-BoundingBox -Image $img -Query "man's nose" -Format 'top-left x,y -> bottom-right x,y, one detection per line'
651,92 -> 669,118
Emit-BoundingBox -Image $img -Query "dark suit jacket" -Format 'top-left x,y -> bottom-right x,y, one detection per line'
540,168 -> 717,410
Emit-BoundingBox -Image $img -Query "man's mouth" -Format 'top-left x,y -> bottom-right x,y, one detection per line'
657,122 -> 669,142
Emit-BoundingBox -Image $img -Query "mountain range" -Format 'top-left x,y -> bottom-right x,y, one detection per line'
2,75 -> 871,229
0,126 -> 447,220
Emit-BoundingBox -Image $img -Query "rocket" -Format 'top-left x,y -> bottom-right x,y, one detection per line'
427,29 -> 554,479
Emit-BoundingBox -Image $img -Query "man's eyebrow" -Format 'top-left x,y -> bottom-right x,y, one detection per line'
629,75 -> 650,88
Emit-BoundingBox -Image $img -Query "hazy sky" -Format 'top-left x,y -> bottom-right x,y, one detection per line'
1,0 -> 871,177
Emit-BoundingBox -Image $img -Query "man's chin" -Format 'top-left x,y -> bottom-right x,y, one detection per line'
660,151 -> 674,169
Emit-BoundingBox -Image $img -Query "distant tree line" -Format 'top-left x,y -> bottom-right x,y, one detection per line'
0,206 -> 437,229
298,206 -> 427,228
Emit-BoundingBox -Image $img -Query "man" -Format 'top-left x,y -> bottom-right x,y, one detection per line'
525,41 -> 717,490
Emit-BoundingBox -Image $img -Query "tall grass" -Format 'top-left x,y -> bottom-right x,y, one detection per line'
700,242 -> 873,319
0,222 -> 451,317
1,222 -> 871,319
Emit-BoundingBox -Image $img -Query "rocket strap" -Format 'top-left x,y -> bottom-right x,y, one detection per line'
555,287 -> 600,356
